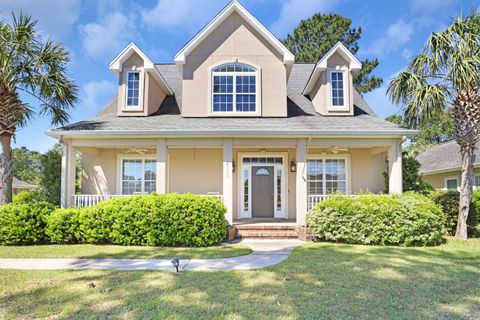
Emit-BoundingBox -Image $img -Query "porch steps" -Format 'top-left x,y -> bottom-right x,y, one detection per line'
235,224 -> 299,239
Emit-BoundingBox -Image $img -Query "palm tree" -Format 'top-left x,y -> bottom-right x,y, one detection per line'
387,12 -> 480,240
0,13 -> 78,204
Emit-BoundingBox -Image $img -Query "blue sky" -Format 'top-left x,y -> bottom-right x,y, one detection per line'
1,0 -> 478,152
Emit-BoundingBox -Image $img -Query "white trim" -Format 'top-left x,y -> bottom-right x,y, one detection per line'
443,176 -> 460,191
209,62 -> 261,116
116,154 -> 156,195
306,154 -> 352,195
236,152 -> 288,219
123,70 -> 144,111
304,42 -> 361,95
327,69 -> 349,111
109,42 -> 173,95
173,1 -> 294,66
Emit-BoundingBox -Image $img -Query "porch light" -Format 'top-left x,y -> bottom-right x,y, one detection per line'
232,161 -> 236,172
290,160 -> 297,172
171,257 -> 180,272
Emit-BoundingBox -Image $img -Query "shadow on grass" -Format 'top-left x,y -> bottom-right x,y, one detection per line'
1,240 -> 479,319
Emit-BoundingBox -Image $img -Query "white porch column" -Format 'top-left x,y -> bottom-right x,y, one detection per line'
156,139 -> 168,194
60,140 -> 76,208
223,139 -> 233,225
296,139 -> 308,226
388,140 -> 403,194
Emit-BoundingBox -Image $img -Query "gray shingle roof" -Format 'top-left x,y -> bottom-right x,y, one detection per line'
416,140 -> 480,174
53,63 -> 411,136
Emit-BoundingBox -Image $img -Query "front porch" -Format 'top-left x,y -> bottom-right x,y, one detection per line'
61,137 -> 403,226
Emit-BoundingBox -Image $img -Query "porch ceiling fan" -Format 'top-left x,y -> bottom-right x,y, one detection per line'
326,146 -> 349,154
126,147 -> 149,154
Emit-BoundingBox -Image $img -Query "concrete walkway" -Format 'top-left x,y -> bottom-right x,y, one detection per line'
0,239 -> 303,271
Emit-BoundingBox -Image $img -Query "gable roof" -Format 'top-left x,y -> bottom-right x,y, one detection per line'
174,1 -> 295,67
109,42 -> 173,95
0,178 -> 37,189
48,63 -> 415,138
303,42 -> 362,95
416,140 -> 480,174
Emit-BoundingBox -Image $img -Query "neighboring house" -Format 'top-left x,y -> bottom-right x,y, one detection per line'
47,1 -> 412,229
417,140 -> 480,190
0,177 -> 38,202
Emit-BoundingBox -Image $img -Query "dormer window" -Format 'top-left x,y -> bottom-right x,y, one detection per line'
125,70 -> 141,109
329,70 -> 348,110
211,63 -> 259,115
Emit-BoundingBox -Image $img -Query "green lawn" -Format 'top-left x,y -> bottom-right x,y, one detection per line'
0,244 -> 251,259
1,239 -> 479,319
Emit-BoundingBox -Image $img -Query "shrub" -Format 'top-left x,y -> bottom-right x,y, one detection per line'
42,194 -> 227,247
430,190 -> 479,237
12,190 -> 41,204
0,202 -> 55,245
306,193 -> 445,246
45,208 -> 83,244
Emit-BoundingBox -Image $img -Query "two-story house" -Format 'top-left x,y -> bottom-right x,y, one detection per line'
48,1 -> 413,234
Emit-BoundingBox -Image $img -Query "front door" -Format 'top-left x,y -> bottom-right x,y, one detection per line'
251,166 -> 274,218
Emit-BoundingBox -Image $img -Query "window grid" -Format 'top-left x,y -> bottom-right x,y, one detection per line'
121,158 -> 156,195
212,63 -> 257,114
307,158 -> 347,197
331,71 -> 345,107
126,72 -> 140,107
243,169 -> 249,212
475,175 -> 480,188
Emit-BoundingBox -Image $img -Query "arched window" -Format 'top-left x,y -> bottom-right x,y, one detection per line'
212,63 -> 258,114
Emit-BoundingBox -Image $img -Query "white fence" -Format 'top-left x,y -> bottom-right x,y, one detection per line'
73,194 -> 224,208
307,194 -> 361,210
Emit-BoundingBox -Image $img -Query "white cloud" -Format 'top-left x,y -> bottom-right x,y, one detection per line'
366,20 -> 414,57
401,48 -> 414,60
140,0 -> 226,31
81,80 -> 116,108
410,0 -> 455,12
270,0 -> 340,37
0,0 -> 81,39
79,12 -> 136,60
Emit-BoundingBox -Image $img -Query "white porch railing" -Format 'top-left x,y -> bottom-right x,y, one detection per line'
73,193 -> 224,208
307,194 -> 359,210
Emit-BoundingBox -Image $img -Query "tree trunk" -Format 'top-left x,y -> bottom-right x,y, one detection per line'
456,144 -> 475,239
0,134 -> 13,204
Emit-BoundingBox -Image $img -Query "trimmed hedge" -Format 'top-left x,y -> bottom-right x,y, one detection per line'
0,202 -> 55,245
306,193 -> 445,246
44,194 -> 227,247
429,190 -> 479,237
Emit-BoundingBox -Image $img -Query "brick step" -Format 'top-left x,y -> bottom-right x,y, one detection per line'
236,230 -> 299,239
235,224 -> 297,231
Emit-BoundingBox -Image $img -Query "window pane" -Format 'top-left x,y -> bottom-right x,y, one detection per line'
331,71 -> 344,107
446,179 -> 458,189
126,72 -> 140,107
475,176 -> 480,188
243,169 -> 249,212
276,170 -> 282,211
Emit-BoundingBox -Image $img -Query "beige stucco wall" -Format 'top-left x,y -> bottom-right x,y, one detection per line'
309,52 -> 354,116
116,52 -> 167,116
81,148 -> 156,195
168,148 -> 223,194
422,167 -> 480,189
182,12 -> 287,117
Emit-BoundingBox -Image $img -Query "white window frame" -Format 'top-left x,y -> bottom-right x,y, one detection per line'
306,154 -> 352,196
444,176 -> 459,191
123,70 -> 144,111
328,69 -> 349,111
237,153 -> 288,219
210,63 -> 261,117
475,174 -> 480,189
117,155 -> 156,195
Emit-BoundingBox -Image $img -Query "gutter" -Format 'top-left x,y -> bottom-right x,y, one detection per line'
46,128 -> 418,140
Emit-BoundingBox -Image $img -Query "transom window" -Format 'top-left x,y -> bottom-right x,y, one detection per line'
212,63 -> 257,114
121,158 -> 156,195
330,70 -> 346,108
307,158 -> 347,198
126,71 -> 140,108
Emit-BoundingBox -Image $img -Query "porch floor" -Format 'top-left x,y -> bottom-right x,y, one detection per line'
233,218 -> 297,226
